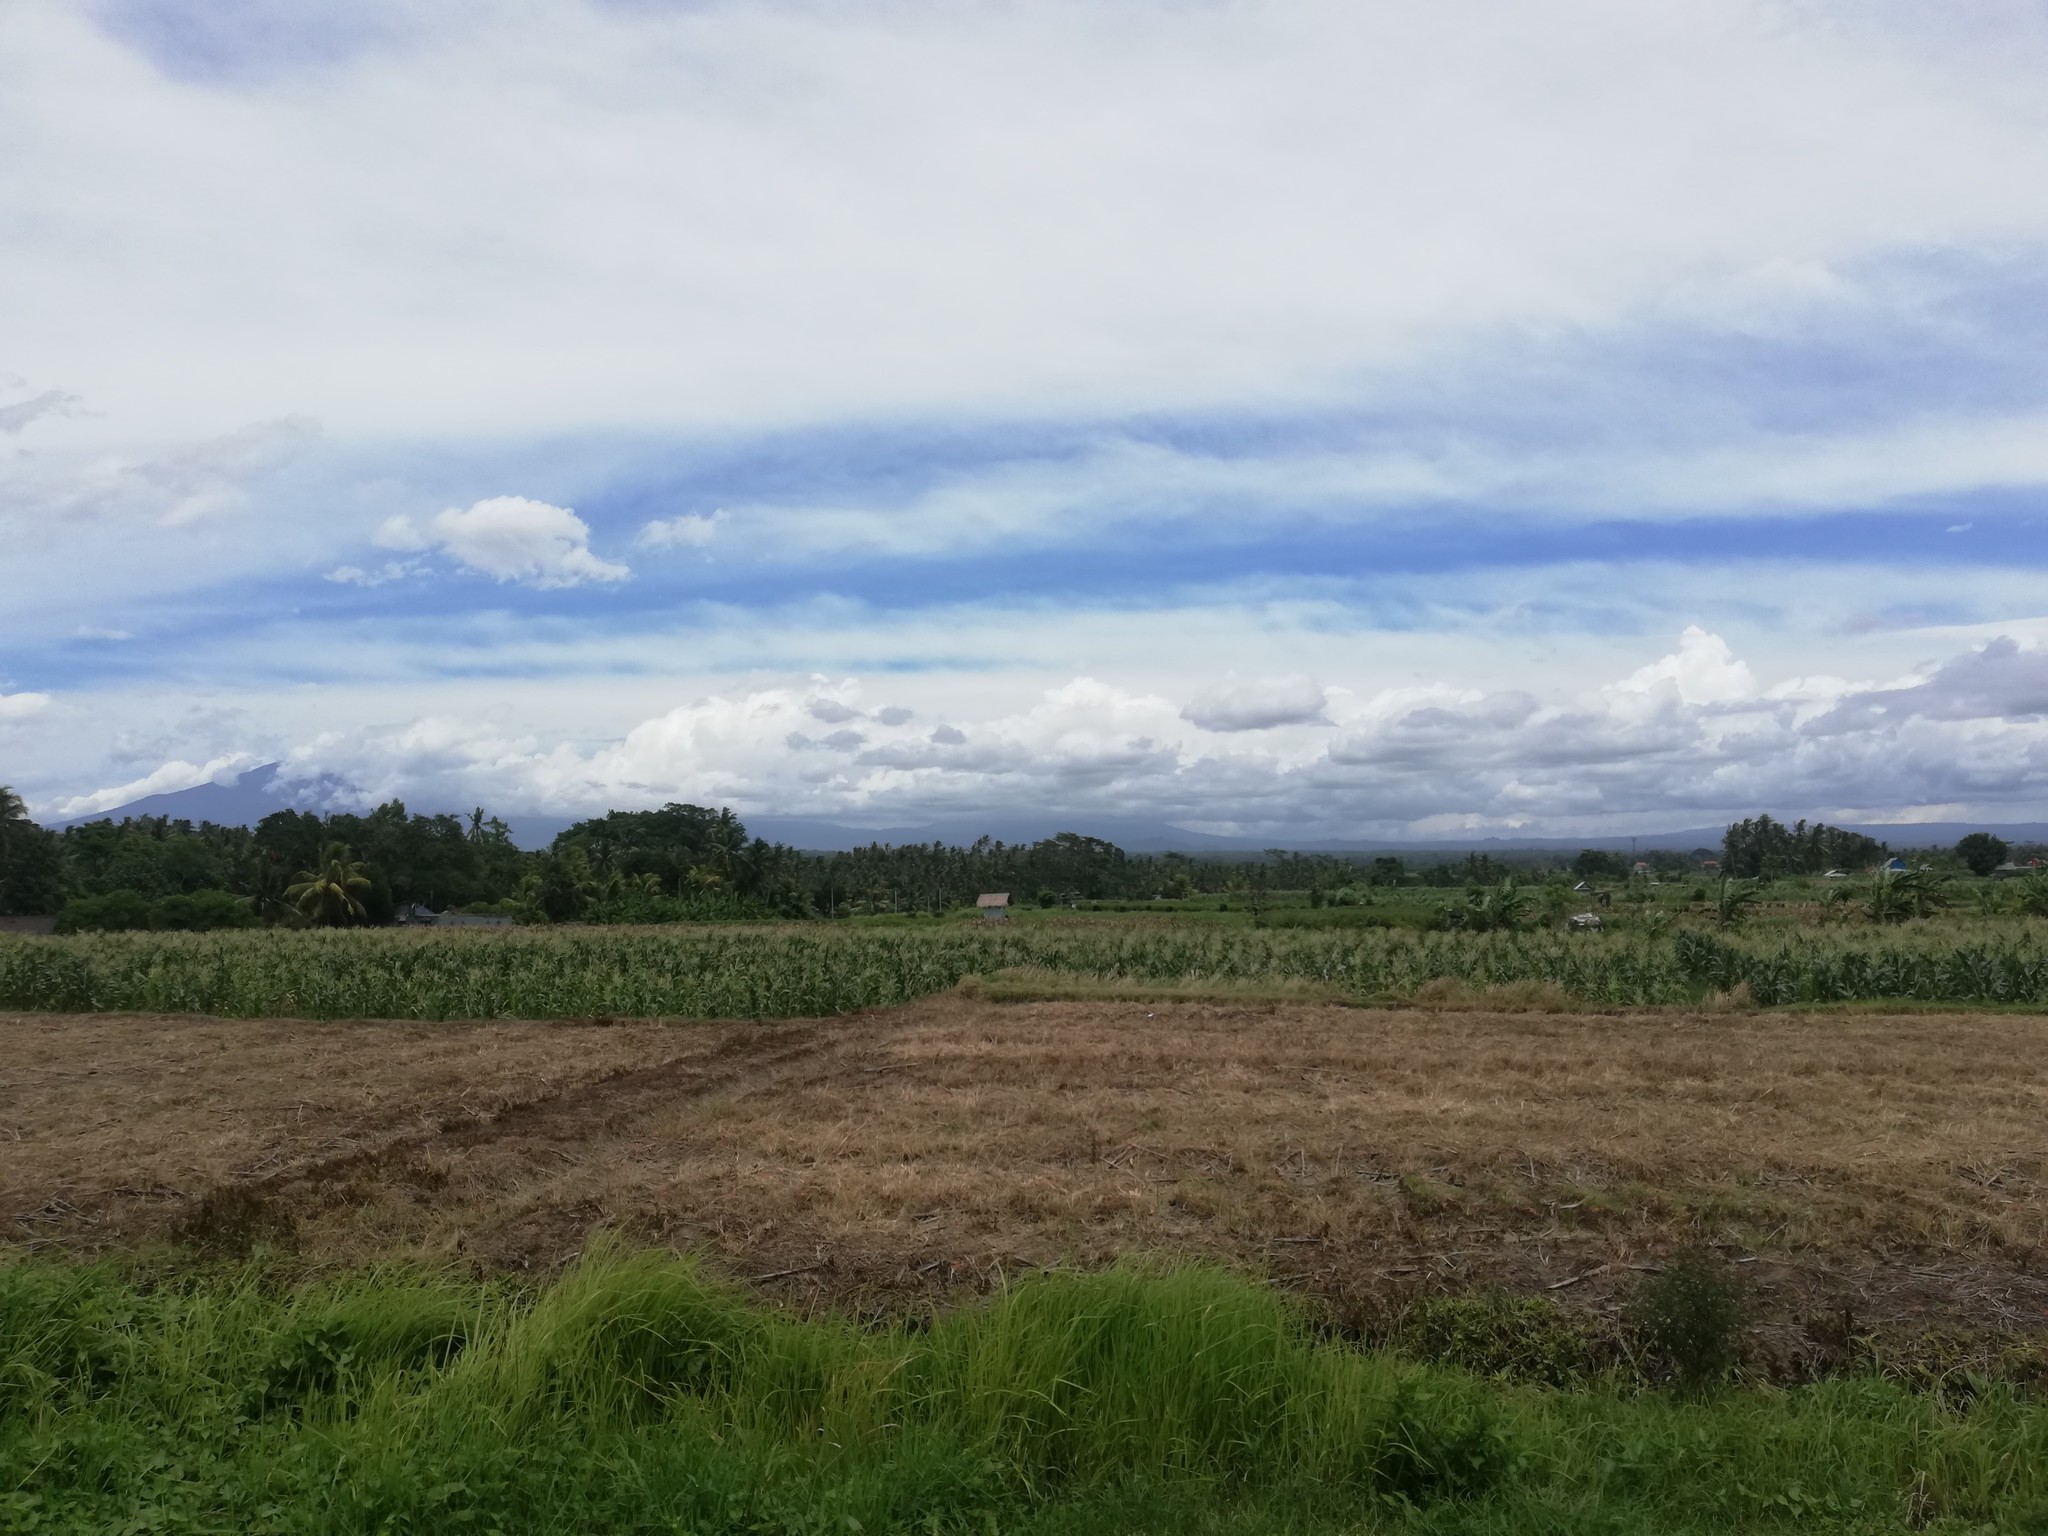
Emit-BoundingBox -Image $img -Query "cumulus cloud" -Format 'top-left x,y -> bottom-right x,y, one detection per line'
1182,675 -> 1329,732
55,630 -> 2048,837
1810,637 -> 2048,731
368,497 -> 629,588
1608,625 -> 1757,707
0,691 -> 51,719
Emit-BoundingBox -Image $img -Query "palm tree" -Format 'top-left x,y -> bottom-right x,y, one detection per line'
285,842 -> 372,926
0,786 -> 27,825
244,848 -> 292,923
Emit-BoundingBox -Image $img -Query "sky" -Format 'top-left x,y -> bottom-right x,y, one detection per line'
8,0 -> 2048,839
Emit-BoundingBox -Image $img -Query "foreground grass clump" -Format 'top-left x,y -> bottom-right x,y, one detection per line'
13,921 -> 2048,1018
5,1250 -> 2048,1534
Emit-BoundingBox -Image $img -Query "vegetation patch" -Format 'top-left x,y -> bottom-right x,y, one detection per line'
5,1248 -> 2048,1534
1386,1290 -> 1620,1387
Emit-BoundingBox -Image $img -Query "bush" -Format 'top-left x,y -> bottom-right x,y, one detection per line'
53,890 -> 153,933
1624,1249 -> 1747,1397
1394,1291 -> 1614,1387
151,890 -> 258,931
56,889 -> 256,934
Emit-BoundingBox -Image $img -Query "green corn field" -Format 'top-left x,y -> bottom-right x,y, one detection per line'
8,920 -> 2048,1018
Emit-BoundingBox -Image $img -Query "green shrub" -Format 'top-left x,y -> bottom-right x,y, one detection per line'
52,890 -> 153,933
1396,1290 -> 1615,1387
1624,1249 -> 1747,1397
151,890 -> 258,931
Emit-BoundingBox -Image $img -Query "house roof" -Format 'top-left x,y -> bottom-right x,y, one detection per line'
976,893 -> 1010,907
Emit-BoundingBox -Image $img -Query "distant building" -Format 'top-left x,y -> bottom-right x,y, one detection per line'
1699,859 -> 1720,872
395,903 -> 513,929
1991,860 -> 2042,880
976,893 -> 1010,922
1880,857 -> 1908,874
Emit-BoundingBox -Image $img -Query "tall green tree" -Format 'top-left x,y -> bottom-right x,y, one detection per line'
1954,832 -> 2010,878
0,785 -> 62,916
1722,815 -> 1885,878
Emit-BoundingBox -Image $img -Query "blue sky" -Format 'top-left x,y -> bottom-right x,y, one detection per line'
8,0 -> 2048,836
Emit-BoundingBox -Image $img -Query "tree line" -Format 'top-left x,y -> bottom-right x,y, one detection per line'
0,784 -> 2030,929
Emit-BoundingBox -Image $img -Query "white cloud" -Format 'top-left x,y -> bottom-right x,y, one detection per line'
638,512 -> 723,549
372,513 -> 430,551
325,559 -> 420,587
1609,625 -> 1756,707
0,691 -> 51,719
9,0 -> 2048,449
142,416 -> 322,526
368,496 -> 630,588
46,752 -> 254,818
1182,674 -> 1329,732
36,628 -> 2048,836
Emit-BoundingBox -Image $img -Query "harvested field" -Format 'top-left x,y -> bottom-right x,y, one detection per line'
6,998 -> 2047,1368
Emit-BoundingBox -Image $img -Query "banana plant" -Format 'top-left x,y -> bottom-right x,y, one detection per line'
1713,878 -> 1758,929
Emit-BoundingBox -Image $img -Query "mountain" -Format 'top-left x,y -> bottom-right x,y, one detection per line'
46,765 -> 572,851
44,766 -> 2047,856
49,764 -> 323,831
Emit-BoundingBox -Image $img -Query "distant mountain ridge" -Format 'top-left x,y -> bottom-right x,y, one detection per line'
41,764 -> 2047,856
45,765 -> 574,852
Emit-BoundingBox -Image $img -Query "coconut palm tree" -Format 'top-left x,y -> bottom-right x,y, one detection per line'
285,843 -> 372,926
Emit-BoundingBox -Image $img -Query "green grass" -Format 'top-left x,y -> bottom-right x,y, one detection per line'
4,1247 -> 2045,1534
9,918 -> 2048,1019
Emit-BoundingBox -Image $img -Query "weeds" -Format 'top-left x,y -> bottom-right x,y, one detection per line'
1624,1249 -> 1749,1398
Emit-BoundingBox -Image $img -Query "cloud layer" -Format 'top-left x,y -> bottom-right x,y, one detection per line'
23,630 -> 2048,839
7,2 -> 2048,833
